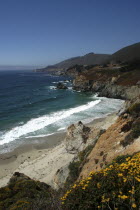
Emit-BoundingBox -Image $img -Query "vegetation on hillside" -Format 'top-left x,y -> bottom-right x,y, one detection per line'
63,145 -> 94,190
110,42 -> 140,63
61,152 -> 140,209
120,102 -> 140,147
0,173 -> 56,210
0,133 -> 139,210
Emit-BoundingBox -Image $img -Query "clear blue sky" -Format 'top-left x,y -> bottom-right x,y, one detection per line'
0,0 -> 140,67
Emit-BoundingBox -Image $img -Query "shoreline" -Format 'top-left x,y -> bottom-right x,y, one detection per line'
0,112 -> 118,188
0,111 -> 118,157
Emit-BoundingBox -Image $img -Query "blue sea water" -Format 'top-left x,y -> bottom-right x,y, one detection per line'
0,70 -> 124,153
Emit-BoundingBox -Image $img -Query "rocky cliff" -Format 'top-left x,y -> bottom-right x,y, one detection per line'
72,63 -> 140,181
73,66 -> 140,100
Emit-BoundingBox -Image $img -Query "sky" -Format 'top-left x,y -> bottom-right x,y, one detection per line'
0,0 -> 140,67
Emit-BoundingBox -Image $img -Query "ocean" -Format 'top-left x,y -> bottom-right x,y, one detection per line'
0,70 -> 124,153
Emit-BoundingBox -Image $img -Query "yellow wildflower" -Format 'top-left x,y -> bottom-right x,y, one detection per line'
118,173 -> 123,177
120,195 -> 128,199
132,203 -> 137,208
135,177 -> 140,182
97,183 -> 101,188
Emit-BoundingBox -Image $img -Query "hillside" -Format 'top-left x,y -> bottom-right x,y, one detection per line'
36,53 -> 111,72
55,53 -> 111,68
36,42 -> 140,74
62,152 -> 140,209
110,42 -> 140,63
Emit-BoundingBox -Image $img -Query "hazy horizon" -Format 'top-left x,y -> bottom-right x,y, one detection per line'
0,65 -> 44,71
0,41 -> 140,70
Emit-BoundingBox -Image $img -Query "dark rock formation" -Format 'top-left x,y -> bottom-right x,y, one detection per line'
73,75 -> 92,91
98,83 -> 140,100
56,82 -> 68,89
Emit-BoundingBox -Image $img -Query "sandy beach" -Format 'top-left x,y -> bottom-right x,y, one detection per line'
0,113 -> 118,188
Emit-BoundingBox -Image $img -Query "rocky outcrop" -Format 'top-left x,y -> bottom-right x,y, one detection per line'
73,74 -> 140,100
56,82 -> 68,89
73,75 -> 92,91
52,122 -> 94,189
53,117 -> 116,189
98,83 -> 140,100
65,121 -> 91,154
53,164 -> 70,189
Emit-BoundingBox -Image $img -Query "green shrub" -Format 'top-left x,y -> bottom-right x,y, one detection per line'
0,177 -> 55,210
78,145 -> 94,162
121,118 -> 140,147
112,154 -> 132,164
64,145 -> 95,189
128,103 -> 140,116
68,161 -> 81,182
131,120 -> 140,139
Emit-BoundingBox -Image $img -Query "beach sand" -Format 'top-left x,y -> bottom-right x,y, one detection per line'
0,113 -> 118,188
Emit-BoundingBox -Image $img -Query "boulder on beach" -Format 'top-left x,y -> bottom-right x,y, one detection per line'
56,82 -> 68,89
65,121 -> 91,154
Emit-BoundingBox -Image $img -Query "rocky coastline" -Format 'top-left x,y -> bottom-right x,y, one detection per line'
0,61 -> 140,209
73,68 -> 140,100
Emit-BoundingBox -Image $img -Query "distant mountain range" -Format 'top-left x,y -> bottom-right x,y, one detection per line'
52,53 -> 111,68
37,42 -> 140,72
36,53 -> 111,72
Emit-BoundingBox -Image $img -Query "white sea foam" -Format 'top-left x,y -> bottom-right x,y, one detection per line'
57,127 -> 66,131
0,100 -> 101,145
25,133 -> 55,138
49,86 -> 56,90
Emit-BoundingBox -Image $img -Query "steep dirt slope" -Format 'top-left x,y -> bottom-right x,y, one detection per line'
79,113 -> 140,179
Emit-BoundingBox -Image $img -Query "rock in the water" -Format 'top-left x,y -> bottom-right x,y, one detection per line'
56,82 -> 68,89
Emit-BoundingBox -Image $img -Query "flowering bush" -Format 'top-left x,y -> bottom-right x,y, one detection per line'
61,152 -> 140,209
0,178 -> 55,210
